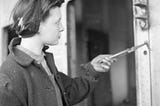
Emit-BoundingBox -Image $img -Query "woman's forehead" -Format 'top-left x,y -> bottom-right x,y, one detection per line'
49,7 -> 62,19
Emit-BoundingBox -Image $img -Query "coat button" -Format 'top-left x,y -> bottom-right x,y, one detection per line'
63,92 -> 67,95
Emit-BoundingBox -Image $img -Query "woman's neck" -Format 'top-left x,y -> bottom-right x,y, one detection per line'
20,36 -> 44,55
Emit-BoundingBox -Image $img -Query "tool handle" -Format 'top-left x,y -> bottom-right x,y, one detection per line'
108,41 -> 148,59
109,49 -> 130,59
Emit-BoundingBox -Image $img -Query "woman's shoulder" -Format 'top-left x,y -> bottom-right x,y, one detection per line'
0,55 -> 28,89
0,55 -> 26,81
0,55 -> 21,72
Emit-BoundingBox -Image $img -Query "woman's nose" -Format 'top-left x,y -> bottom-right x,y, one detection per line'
59,22 -> 64,32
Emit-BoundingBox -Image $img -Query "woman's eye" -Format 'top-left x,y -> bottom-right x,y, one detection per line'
55,20 -> 60,25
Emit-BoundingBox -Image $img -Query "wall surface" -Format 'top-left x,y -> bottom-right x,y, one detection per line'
0,0 -> 18,65
149,0 -> 160,106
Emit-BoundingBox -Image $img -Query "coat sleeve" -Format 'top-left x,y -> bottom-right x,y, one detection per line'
0,74 -> 22,106
57,62 -> 100,105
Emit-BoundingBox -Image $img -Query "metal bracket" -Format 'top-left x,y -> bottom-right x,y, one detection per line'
134,0 -> 149,30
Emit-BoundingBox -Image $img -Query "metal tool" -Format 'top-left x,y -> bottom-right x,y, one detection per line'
107,41 -> 150,59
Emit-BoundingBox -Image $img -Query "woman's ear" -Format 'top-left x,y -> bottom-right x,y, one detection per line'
38,20 -> 46,35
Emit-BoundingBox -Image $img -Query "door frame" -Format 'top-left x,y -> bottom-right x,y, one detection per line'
132,0 -> 151,106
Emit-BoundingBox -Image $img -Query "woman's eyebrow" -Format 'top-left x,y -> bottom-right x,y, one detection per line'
56,18 -> 61,23
58,18 -> 61,21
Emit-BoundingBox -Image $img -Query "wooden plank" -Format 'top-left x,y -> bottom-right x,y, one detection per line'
67,1 -> 77,77
132,0 -> 152,106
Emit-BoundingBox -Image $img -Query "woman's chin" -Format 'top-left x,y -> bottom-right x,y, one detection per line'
51,41 -> 59,46
45,41 -> 59,46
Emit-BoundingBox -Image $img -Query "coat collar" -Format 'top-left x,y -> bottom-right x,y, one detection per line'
9,37 -> 50,67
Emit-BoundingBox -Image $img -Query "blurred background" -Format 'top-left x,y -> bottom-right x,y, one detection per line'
67,0 -> 136,106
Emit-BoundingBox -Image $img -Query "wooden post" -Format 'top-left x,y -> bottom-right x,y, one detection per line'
132,0 -> 151,106
67,1 -> 77,77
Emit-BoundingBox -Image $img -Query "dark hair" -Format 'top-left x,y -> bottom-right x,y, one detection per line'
11,0 -> 64,37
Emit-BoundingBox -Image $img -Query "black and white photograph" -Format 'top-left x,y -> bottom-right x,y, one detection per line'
0,0 -> 159,106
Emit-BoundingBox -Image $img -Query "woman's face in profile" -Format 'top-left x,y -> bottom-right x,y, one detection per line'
39,7 -> 64,46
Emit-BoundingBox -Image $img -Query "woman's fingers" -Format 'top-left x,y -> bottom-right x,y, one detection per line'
100,55 -> 117,64
91,54 -> 117,72
100,58 -> 111,66
100,63 -> 110,71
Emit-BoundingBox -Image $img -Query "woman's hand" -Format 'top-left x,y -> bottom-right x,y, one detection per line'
90,55 -> 116,72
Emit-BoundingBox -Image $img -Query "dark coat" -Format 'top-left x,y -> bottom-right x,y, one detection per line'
0,37 -> 100,106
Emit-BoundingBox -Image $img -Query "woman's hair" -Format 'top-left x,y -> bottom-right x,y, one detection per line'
11,0 -> 64,37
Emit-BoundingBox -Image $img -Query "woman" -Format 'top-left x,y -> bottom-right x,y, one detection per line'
0,0 -> 114,106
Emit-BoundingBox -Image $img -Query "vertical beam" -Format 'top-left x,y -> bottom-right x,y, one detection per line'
67,1 -> 77,77
149,0 -> 160,106
132,0 -> 151,106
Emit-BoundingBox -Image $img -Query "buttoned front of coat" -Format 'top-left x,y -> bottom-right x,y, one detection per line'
0,37 -> 100,106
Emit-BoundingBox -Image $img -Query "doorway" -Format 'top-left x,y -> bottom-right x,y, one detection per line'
67,0 -> 136,106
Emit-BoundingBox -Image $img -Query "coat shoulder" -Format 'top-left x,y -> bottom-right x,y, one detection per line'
0,55 -> 27,90
0,56 -> 28,106
0,55 -> 24,75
